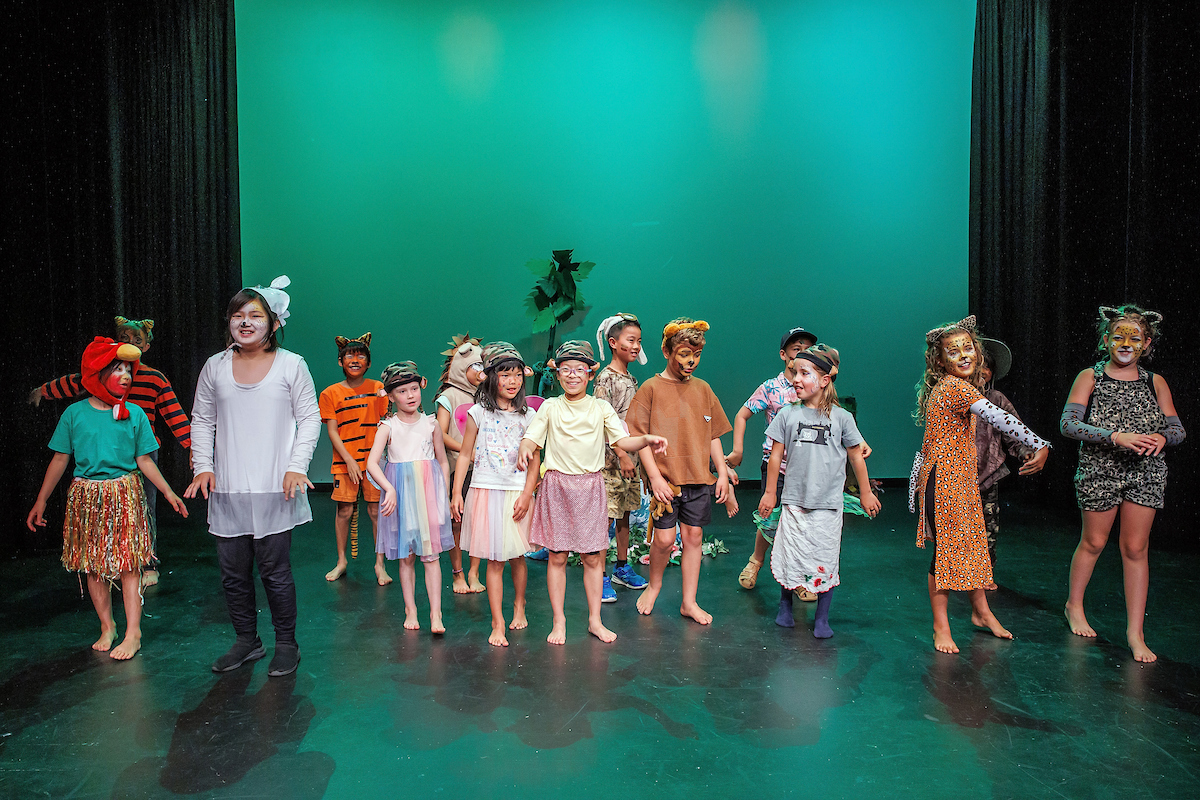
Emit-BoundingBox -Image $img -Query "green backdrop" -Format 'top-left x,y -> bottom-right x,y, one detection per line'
235,0 -> 975,481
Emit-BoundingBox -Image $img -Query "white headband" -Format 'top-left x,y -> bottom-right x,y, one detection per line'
596,315 -> 647,365
251,275 -> 291,326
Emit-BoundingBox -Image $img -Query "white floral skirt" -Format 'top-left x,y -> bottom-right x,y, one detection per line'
769,505 -> 842,594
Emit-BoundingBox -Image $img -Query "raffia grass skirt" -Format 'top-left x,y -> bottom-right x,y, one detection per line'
62,471 -> 154,580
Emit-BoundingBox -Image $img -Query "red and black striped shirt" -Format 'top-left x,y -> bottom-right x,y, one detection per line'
39,366 -> 192,448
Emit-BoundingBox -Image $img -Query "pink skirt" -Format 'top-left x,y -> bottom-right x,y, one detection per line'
376,460 -> 453,560
460,486 -> 531,561
529,470 -> 608,553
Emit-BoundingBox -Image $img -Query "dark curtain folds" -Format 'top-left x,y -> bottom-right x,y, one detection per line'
970,1 -> 1199,549
1,0 -> 241,554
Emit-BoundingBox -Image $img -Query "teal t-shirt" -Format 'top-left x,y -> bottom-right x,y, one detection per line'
48,400 -> 159,480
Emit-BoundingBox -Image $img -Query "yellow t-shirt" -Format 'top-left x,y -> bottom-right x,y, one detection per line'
522,395 -> 627,475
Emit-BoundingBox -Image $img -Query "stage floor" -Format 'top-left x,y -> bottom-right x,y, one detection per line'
2,489 -> 1198,799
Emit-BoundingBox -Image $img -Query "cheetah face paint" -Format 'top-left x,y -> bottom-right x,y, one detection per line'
1105,321 -> 1147,366
940,332 -> 976,380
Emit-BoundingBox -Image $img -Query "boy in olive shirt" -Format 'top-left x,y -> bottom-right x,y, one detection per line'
627,317 -> 732,624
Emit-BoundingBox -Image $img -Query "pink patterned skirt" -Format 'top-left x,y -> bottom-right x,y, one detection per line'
529,470 -> 608,554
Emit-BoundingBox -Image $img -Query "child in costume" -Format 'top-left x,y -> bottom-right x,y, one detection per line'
627,318 -> 733,625
974,338 -> 1033,590
319,333 -> 390,585
593,313 -> 650,600
1061,305 -> 1184,663
27,337 -> 188,660
517,340 -> 668,644
435,334 -> 485,594
450,343 -> 539,646
756,345 -> 880,636
30,316 -> 191,588
186,276 -> 320,678
914,316 -> 1049,654
726,326 -> 817,595
367,361 -> 455,634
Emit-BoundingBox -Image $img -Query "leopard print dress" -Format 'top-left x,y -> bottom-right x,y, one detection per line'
916,376 -> 993,591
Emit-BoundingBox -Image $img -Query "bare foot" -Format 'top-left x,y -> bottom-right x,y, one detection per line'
467,575 -> 486,593
375,564 -> 393,586
1128,635 -> 1157,663
325,562 -> 347,582
588,621 -> 617,643
141,570 -> 160,588
452,574 -> 471,594
509,608 -> 528,630
933,627 -> 959,654
971,611 -> 1013,640
92,628 -> 117,652
430,614 -> 445,635
546,621 -> 567,645
404,608 -> 421,630
110,632 -> 141,660
489,626 -> 509,647
680,603 -> 713,625
636,587 -> 660,616
1065,604 -> 1096,637
983,581 -> 997,591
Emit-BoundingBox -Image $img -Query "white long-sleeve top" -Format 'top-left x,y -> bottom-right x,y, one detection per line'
191,348 -> 321,538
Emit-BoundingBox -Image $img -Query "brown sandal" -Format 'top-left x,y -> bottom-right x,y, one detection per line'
738,557 -> 763,589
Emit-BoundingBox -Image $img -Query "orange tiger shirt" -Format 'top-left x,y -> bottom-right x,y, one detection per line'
319,380 -> 389,473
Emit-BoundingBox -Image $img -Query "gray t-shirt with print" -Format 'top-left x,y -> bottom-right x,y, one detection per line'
765,403 -> 863,510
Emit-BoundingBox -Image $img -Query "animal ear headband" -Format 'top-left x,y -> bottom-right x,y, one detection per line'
662,319 -> 709,342
335,332 -> 372,354
596,314 -> 647,365
925,315 -> 978,345
1099,306 -> 1163,327
248,275 -> 291,325
115,316 -> 155,341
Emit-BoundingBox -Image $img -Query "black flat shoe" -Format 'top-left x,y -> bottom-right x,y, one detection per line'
267,643 -> 301,677
212,637 -> 266,673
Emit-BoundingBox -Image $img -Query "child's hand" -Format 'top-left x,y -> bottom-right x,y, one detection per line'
860,490 -> 881,518
1018,445 -> 1050,475
618,451 -> 637,479
646,435 -> 668,454
724,493 -> 739,518
860,440 -> 873,459
513,491 -> 532,522
517,442 -> 535,471
757,492 -> 775,518
450,493 -> 464,522
724,448 -> 743,468
165,493 -> 189,518
727,470 -> 740,486
650,476 -> 675,505
25,501 -> 47,531
381,489 -> 397,516
185,472 -> 215,500
283,471 -> 314,499
713,474 -> 729,504
345,461 -> 363,484
27,387 -> 42,407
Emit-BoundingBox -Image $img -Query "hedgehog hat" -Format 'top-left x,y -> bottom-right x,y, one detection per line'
80,336 -> 142,420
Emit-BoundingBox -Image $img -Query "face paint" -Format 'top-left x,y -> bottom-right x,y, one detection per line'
790,360 -> 829,403
230,301 -> 269,347
496,367 -> 523,404
665,344 -> 703,381
1106,321 -> 1147,366
104,361 -> 132,397
609,328 -> 643,365
117,327 -> 150,353
940,332 -> 976,380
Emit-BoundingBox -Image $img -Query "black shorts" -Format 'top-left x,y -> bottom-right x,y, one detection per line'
761,457 -> 786,509
654,483 -> 714,529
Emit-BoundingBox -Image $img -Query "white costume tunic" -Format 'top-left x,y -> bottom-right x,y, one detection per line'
191,348 -> 321,538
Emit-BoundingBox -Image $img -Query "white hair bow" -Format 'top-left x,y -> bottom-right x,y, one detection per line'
253,275 -> 291,326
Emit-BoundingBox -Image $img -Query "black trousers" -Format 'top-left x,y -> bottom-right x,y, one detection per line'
214,530 -> 297,645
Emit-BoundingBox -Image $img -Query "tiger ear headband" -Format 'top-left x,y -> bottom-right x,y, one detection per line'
335,332 -> 372,354
114,316 -> 155,340
925,315 -> 978,345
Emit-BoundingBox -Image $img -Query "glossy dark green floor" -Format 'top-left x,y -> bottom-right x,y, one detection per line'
2,489 -> 1198,799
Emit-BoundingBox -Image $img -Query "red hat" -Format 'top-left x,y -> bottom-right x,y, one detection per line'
80,337 -> 141,420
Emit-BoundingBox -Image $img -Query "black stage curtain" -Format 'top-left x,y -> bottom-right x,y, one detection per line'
1,0 -> 240,555
970,1 -> 1200,550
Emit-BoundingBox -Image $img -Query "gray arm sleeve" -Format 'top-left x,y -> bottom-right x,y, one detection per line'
1163,416 -> 1186,446
1059,402 -> 1113,444
971,398 -> 1050,450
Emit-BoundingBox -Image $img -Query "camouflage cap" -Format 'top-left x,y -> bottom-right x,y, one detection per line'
554,339 -> 597,366
380,360 -> 422,390
480,341 -> 525,373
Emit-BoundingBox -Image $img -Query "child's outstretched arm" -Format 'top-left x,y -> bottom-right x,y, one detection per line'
135,454 -> 188,518
26,453 -> 70,530
847,445 -> 881,517
756,442 -> 784,518
615,434 -> 667,454
517,438 -> 540,471
970,397 -> 1050,474
724,406 -> 754,468
635,437 -> 674,504
449,419 -> 478,521
366,424 -> 397,515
